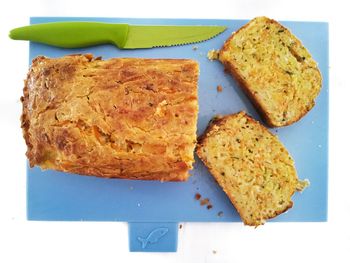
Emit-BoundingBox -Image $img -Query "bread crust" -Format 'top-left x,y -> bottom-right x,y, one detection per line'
220,60 -> 275,127
21,54 -> 199,181
219,17 -> 322,127
196,112 -> 298,226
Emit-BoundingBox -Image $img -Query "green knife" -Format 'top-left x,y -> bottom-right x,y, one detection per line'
9,21 -> 226,49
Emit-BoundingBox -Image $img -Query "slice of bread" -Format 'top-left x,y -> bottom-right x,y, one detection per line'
219,17 -> 322,127
196,112 -> 306,226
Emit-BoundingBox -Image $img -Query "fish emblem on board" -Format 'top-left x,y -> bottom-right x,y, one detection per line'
137,227 -> 169,249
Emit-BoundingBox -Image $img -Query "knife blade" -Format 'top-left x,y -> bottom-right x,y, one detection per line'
9,22 -> 227,49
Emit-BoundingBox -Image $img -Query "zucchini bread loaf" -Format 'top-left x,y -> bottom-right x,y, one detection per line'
21,54 -> 199,181
219,17 -> 322,127
196,112 -> 308,226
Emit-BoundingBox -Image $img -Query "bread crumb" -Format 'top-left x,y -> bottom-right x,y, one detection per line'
207,49 -> 219,61
217,211 -> 224,217
200,198 -> 210,206
179,224 -> 183,229
296,179 -> 310,192
213,250 -> 217,254
195,194 -> 214,210
192,45 -> 198,50
217,85 -> 223,92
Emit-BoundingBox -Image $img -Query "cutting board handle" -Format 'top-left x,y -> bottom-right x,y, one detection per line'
9,22 -> 129,48
128,222 -> 179,252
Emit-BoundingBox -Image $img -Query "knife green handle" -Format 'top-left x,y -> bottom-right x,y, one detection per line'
9,22 -> 129,48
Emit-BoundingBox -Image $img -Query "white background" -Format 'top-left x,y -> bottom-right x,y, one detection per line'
0,0 -> 349,262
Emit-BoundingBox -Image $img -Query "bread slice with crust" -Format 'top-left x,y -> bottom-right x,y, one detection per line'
196,111 -> 307,226
219,17 -> 322,127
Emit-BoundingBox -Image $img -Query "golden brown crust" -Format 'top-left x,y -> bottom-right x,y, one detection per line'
21,54 -> 199,181
219,17 -> 322,127
196,112 -> 299,226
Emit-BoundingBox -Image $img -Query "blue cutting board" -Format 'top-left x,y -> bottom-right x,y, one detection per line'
27,17 -> 328,252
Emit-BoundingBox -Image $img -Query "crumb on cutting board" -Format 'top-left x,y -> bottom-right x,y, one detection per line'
217,85 -> 223,92
207,49 -> 220,60
217,211 -> 224,217
200,198 -> 210,206
213,250 -> 217,254
195,193 -> 214,210
192,45 -> 198,50
296,179 -> 310,192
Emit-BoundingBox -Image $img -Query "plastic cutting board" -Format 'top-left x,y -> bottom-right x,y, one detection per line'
27,17 -> 329,252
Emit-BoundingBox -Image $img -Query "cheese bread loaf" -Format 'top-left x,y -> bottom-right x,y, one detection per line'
21,54 -> 199,181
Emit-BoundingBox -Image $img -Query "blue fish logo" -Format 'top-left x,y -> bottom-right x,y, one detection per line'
137,227 -> 169,249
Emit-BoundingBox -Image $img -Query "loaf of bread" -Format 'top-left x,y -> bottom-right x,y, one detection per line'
196,112 -> 307,226
219,17 -> 322,127
21,54 -> 199,181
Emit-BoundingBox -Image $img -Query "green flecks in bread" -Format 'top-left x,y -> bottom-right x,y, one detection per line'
196,112 -> 308,226
219,17 -> 322,127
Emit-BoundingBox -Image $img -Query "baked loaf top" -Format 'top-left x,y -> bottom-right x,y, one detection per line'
22,54 -> 199,181
219,17 -> 322,127
196,112 -> 306,226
